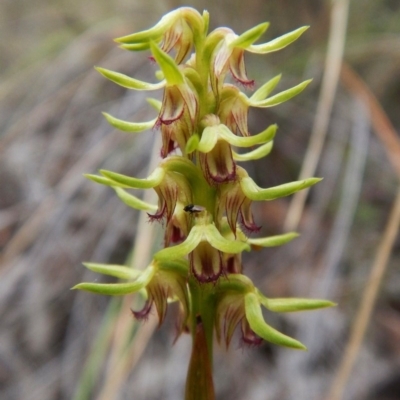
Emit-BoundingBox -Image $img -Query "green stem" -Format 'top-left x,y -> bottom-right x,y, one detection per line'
185,278 -> 216,400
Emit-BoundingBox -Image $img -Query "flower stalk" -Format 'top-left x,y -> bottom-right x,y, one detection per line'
73,7 -> 335,397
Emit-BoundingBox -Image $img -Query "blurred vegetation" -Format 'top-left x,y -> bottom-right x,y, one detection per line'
0,0 -> 399,399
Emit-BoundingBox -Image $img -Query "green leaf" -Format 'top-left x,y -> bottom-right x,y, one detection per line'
113,187 -> 158,211
250,79 -> 312,108
248,26 -> 309,54
95,67 -> 165,90
250,74 -> 281,102
100,167 -> 166,189
72,265 -> 156,295
244,293 -> 306,350
233,141 -> 273,162
229,22 -> 270,49
102,112 -> 157,132
82,262 -> 141,280
260,296 -> 336,312
150,42 -> 185,86
241,177 -> 322,201
247,232 -> 299,247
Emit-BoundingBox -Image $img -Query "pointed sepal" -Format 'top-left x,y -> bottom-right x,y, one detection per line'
259,293 -> 337,313
247,232 -> 299,248
150,42 -> 185,86
113,187 -> 158,211
196,123 -> 276,153
240,177 -> 322,201
249,79 -> 312,108
82,262 -> 141,280
250,74 -> 281,102
229,22 -> 270,49
233,141 -> 273,162
102,112 -> 157,132
95,67 -> 165,90
247,26 -> 309,54
71,265 -> 156,295
115,12 -> 176,43
100,167 -> 166,189
244,293 -> 306,350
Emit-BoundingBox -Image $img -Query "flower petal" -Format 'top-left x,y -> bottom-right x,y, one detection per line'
190,241 -> 223,282
157,86 -> 185,125
229,48 -> 254,88
215,293 -> 244,347
241,319 -> 263,347
239,197 -> 260,233
200,140 -> 236,183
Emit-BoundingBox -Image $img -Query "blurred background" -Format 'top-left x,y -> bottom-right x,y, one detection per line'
0,0 -> 399,399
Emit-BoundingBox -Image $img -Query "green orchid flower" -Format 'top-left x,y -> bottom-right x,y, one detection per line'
73,9 -> 336,399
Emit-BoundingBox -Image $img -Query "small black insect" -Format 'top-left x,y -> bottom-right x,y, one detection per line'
183,204 -> 205,214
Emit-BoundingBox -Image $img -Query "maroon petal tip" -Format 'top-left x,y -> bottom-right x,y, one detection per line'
131,300 -> 153,321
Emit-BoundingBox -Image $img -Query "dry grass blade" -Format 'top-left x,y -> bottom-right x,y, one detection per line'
97,314 -> 159,400
284,0 -> 350,232
96,134 -> 161,400
0,131 -> 122,269
325,60 -> 400,400
340,63 -> 400,180
326,187 -> 400,400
